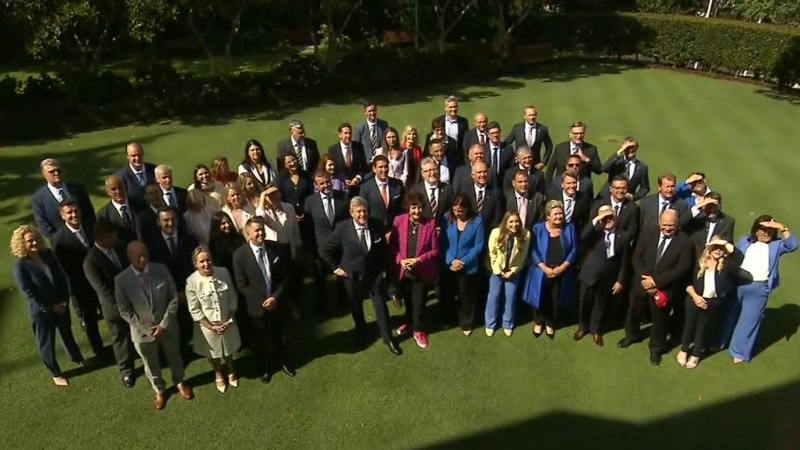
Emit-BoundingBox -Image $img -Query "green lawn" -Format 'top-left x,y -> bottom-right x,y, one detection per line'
1,63 -> 799,449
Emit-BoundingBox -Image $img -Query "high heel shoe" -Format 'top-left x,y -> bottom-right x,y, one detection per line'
533,325 -> 543,338
545,327 -> 555,340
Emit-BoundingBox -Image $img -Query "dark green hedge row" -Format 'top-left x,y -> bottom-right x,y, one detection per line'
518,13 -> 800,84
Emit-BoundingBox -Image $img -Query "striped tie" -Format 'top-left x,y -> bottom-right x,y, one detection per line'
429,188 -> 437,216
564,198 -> 574,222
476,189 -> 484,213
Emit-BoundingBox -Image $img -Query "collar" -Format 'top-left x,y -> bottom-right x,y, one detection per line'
130,164 -> 144,174
161,186 -> 174,195
658,195 -> 671,204
516,192 -> 527,200
131,265 -> 148,276
340,141 -> 350,150
292,137 -> 303,147
610,198 -> 623,209
660,234 -> 673,241
94,242 -> 111,252
353,220 -> 368,231
66,223 -> 81,233
112,199 -> 127,209
248,242 -> 264,254
162,232 -> 176,243
562,191 -> 575,201
446,117 -> 458,123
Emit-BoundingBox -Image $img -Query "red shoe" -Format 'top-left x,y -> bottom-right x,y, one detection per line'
413,331 -> 428,349
395,323 -> 409,335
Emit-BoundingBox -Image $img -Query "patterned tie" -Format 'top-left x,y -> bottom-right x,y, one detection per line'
370,124 -> 378,152
344,145 -> 352,168
476,189 -> 484,213
660,200 -> 669,214
429,187 -> 437,216
295,143 -> 306,171
564,198 -> 574,223
518,196 -> 527,226
135,171 -> 145,186
138,272 -> 151,303
380,183 -> 389,208
614,204 -> 620,218
75,229 -> 90,248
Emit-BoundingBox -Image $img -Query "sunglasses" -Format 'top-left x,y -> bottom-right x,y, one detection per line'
567,163 -> 580,167
47,168 -> 62,174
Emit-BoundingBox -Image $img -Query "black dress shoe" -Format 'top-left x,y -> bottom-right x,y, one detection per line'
388,341 -> 403,356
650,352 -> 662,366
617,338 -> 635,349
281,364 -> 296,378
260,372 -> 272,384
122,376 -> 135,389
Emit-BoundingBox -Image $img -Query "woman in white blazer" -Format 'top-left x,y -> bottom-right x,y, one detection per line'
186,246 -> 242,393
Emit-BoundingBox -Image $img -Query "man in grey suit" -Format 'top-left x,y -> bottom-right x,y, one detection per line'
353,100 -> 389,162
115,241 -> 194,410
639,173 -> 691,233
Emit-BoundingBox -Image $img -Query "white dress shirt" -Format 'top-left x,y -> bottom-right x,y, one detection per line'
445,117 -> 459,141
47,183 -> 66,202
291,138 -> 308,170
354,220 -> 372,251
249,242 -> 272,293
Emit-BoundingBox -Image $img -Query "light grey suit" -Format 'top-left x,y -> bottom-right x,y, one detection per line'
115,262 -> 184,392
353,118 -> 389,162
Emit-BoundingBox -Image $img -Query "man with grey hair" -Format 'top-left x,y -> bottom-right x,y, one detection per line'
154,164 -> 187,214
31,158 -> 95,238
502,146 -> 545,195
276,119 -> 320,173
319,196 -> 402,356
413,156 -> 453,222
432,95 -> 468,164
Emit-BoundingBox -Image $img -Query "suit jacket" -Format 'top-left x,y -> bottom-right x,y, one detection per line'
320,219 -> 389,285
686,212 -> 736,257
578,223 -> 631,287
547,175 -> 594,201
433,114 -> 468,162
161,186 -> 188,215
423,134 -> 460,168
51,224 -> 96,300
599,155 -> 650,201
31,182 -> 96,239
463,184 -> 504,229
97,201 -> 142,246
545,141 -> 602,183
144,231 -> 197,291
630,230 -> 694,298
546,190 -> 591,235
505,190 -> 545,229
486,227 -> 531,276
461,128 -> 489,158
485,142 -> 515,189
413,181 -> 453,223
503,122 -> 554,166
276,137 -> 320,173
135,206 -> 191,244
83,243 -> 128,321
441,215 -> 485,275
360,177 -> 405,231
303,190 -> 349,248
590,198 -> 641,240
232,243 -> 286,318
115,163 -> 156,204
503,166 -> 545,197
389,215 -> 439,284
690,259 -> 741,301
353,119 -> 389,161
115,263 -> 178,344
521,221 -> 578,309
12,250 -> 70,316
452,164 -> 495,196
327,142 -> 369,182
638,195 -> 691,232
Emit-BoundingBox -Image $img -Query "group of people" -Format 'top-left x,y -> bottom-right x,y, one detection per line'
11,96 -> 795,410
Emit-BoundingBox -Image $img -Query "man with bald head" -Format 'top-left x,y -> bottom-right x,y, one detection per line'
503,106 -> 553,170
97,175 -> 143,245
618,209 -> 693,366
452,144 -> 491,195
464,161 -> 503,229
115,241 -> 193,409
114,142 -> 156,204
462,112 -> 489,157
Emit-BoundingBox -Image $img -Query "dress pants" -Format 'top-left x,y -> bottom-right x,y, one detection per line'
30,309 -> 84,377
454,272 -> 479,331
400,277 -> 427,332
76,294 -> 104,355
681,296 -> 720,357
106,317 -> 135,378
342,275 -> 392,344
132,325 -> 184,393
534,276 -> 562,328
485,273 -> 520,331
624,289 -> 674,352
436,263 -> 456,325
578,280 -> 614,335
249,310 -> 287,374
729,281 -> 770,362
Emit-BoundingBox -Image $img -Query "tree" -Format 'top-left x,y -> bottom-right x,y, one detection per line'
730,0 -> 800,25
391,0 -> 478,53
493,0 -> 543,58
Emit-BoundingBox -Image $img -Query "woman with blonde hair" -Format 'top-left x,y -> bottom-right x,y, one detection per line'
10,224 -> 84,386
184,189 -> 217,244
679,236 -> 740,368
210,155 -> 239,186
401,125 -> 423,187
237,172 -> 261,208
221,184 -> 254,234
186,246 -> 241,393
485,211 -> 530,337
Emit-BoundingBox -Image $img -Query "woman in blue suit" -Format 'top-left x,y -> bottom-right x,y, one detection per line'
10,224 -> 84,386
441,194 -> 484,336
728,216 -> 796,363
521,199 -> 577,339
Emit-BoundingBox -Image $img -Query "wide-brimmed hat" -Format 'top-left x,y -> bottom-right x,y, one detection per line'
705,239 -> 733,254
594,205 -> 614,221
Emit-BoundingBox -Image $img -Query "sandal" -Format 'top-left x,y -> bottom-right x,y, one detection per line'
686,356 -> 700,369
676,351 -> 687,367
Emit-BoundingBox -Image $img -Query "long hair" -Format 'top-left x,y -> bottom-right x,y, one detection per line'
696,234 -> 728,278
382,126 -> 400,152
241,139 -> 269,168
448,194 -> 475,223
749,214 -> 775,242
496,211 -> 527,249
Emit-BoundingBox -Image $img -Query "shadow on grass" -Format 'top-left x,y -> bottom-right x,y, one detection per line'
417,379 -> 800,450
754,303 -> 800,359
755,87 -> 800,106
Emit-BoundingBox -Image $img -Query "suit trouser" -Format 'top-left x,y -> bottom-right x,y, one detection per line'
681,297 -> 720,357
454,272 -> 480,331
578,279 -> 614,334
76,295 -> 104,355
106,316 -> 135,378
342,275 -> 392,344
729,281 -> 769,362
534,276 -> 562,328
30,309 -> 84,377
249,311 -> 287,373
624,290 -> 674,352
133,326 -> 184,393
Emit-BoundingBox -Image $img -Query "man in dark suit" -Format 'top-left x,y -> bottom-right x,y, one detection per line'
547,154 -> 594,200
547,172 -> 590,236
590,175 -> 640,239
506,169 -> 544,229
502,146 -> 545,197
360,155 -> 405,235
51,200 -> 105,356
430,95 -> 468,166
686,192 -> 735,257
423,118 -> 460,169
319,196 -> 402,355
463,161 -> 503,230
83,218 -> 136,388
327,122 -> 369,192
618,209 -> 694,365
545,121 -> 602,184
503,106 -> 554,169
353,101 -> 389,162
276,119 -> 320,174
639,173 -> 691,232
575,206 -> 632,346
599,138 -> 650,201
426,138 -> 454,186
154,164 -> 187,215
453,144 -> 492,195
303,171 -> 351,316
461,112 -> 489,158
233,217 -> 296,383
414,157 -> 454,223
114,142 -> 156,205
484,122 -> 514,189
31,158 -> 96,239
96,175 -> 143,246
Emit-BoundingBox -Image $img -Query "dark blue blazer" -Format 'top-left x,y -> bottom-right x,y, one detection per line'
320,219 -> 389,285
12,250 -> 70,316
441,215 -> 485,275
114,163 -> 156,204
30,182 -> 96,239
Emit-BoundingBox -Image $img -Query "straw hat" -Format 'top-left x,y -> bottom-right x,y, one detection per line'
705,238 -> 733,254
